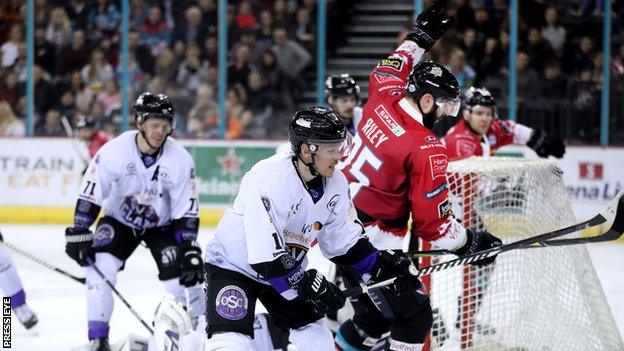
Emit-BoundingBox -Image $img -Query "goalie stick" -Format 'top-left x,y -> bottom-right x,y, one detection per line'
0,240 -> 86,284
344,189 -> 624,298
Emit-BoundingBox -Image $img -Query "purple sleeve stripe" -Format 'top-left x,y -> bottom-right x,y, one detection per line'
267,276 -> 290,293
266,264 -> 305,293
352,251 -> 378,276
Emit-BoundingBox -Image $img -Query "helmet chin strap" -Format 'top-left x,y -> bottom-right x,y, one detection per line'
298,153 -> 319,177
138,124 -> 169,154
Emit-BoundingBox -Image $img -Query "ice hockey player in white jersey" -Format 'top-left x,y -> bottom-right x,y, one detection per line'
0,230 -> 38,330
325,74 -> 363,135
203,106 -> 423,350
64,92 -> 205,351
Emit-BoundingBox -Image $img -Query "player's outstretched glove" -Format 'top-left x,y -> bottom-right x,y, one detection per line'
527,129 -> 566,158
297,269 -> 345,316
405,0 -> 455,50
178,242 -> 204,287
65,227 -> 94,267
454,229 -> 503,267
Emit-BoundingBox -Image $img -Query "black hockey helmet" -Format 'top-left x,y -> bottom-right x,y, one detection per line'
325,74 -> 360,102
288,106 -> 348,155
464,86 -> 496,109
76,114 -> 96,129
407,61 -> 460,101
133,92 -> 176,128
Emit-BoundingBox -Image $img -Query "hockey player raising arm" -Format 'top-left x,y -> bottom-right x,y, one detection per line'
336,0 -> 503,350
64,92 -> 205,351
442,86 -> 566,160
203,107 -> 421,351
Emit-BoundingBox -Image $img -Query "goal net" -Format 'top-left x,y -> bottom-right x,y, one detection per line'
421,157 -> 623,351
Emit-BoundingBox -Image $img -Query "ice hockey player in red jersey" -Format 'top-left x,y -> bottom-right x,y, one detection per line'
336,1 -> 503,350
75,114 -> 112,159
442,87 -> 566,161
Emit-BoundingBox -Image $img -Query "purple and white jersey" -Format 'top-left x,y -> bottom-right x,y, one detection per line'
79,131 -> 198,230
205,152 -> 364,299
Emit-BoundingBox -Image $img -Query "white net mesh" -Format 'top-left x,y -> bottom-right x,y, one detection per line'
423,157 -> 623,351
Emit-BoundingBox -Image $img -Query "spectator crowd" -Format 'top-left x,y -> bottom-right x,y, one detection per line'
0,0 -> 622,142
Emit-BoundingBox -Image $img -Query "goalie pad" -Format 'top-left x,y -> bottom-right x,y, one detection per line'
153,294 -> 194,336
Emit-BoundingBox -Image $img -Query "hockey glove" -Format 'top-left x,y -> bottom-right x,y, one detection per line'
65,227 -> 94,267
178,242 -> 204,287
454,229 -> 502,267
527,129 -> 566,158
405,0 -> 455,50
371,250 -> 417,282
297,269 -> 346,316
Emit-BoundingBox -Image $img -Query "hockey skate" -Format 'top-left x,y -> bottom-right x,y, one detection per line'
13,304 -> 38,329
88,338 -> 111,351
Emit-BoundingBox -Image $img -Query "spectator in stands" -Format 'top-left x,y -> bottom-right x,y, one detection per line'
46,7 -> 73,49
0,100 -> 25,137
235,1 -> 258,29
445,47 -> 476,91
454,0 -> 477,32
293,7 -> 316,54
198,0 -> 217,33
201,35 -> 218,67
177,44 -> 206,94
87,0 -> 120,33
228,44 -> 252,89
35,107 -> 65,136
57,30 -> 90,77
541,6 -> 566,58
128,29 -> 154,75
81,49 -> 114,89
259,48 -> 292,111
34,24 -> 56,75
130,0 -> 149,28
64,0 -> 90,31
96,78 -> 121,116
611,43 -> 624,76
272,27 -> 311,96
187,84 -> 218,138
524,27 -> 556,72
459,28 -> 482,73
272,0 -> 293,30
568,36 -> 595,73
172,6 -> 207,47
257,10 -> 275,46
516,51 -> 540,102
234,29 -> 267,67
0,71 -> 20,108
473,6 -> 498,39
67,71 -> 93,112
226,84 -> 251,139
32,65 -> 55,115
88,99 -> 106,127
540,59 -> 568,100
244,70 -> 277,138
138,5 -> 171,56
1,24 -> 22,68
57,90 -> 77,118
154,48 -> 177,82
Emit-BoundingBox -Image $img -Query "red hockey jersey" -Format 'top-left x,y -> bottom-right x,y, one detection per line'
443,118 -> 533,161
341,41 -> 462,245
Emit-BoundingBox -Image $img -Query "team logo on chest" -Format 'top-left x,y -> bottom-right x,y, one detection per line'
327,194 -> 340,215
120,196 -> 160,228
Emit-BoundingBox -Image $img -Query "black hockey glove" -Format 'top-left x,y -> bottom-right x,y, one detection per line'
297,269 -> 346,316
371,250 -> 417,282
405,0 -> 455,51
527,129 -> 566,158
178,242 -> 204,287
65,227 -> 94,267
454,229 -> 502,267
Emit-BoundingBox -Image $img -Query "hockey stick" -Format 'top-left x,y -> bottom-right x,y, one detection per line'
0,240 -> 86,284
344,189 -> 624,298
86,256 -> 154,334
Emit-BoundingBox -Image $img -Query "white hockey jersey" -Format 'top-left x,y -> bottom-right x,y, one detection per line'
78,131 -> 199,230
205,152 -> 365,300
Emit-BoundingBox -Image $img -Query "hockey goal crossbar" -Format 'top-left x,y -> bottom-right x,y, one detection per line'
344,189 -> 624,298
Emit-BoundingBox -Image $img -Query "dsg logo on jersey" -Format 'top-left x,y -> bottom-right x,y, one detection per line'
215,285 -> 248,320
